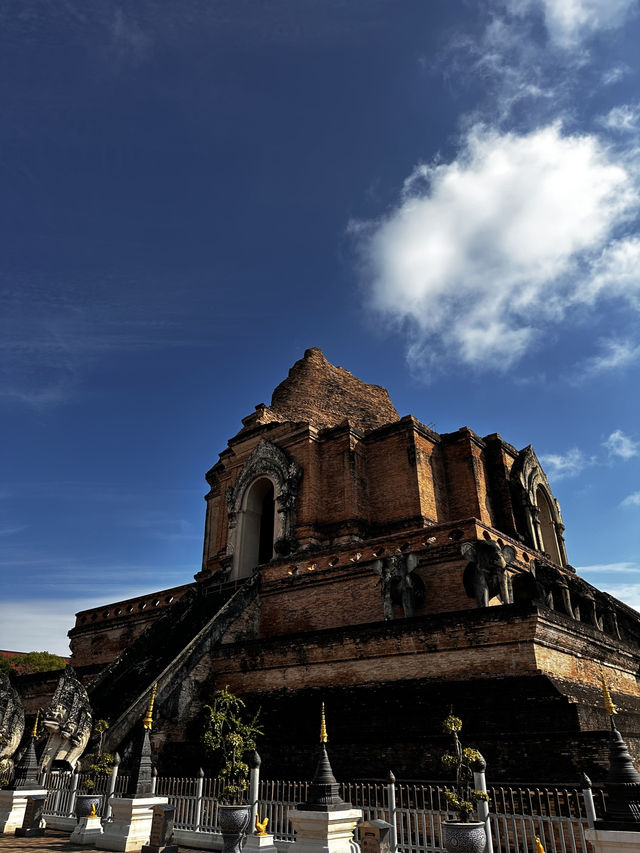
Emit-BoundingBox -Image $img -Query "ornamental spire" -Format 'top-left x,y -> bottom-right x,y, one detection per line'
143,683 -> 157,731
320,702 -> 328,744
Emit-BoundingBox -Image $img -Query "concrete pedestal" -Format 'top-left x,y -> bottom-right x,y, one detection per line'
0,788 -> 48,835
244,833 -> 279,853
288,808 -> 363,853
585,828 -> 640,852
98,796 -> 169,852
71,814 -> 104,845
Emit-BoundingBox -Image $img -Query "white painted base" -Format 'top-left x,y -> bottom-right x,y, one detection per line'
44,814 -> 77,832
71,814 -> 104,845
98,796 -> 168,852
0,788 -> 48,835
172,828 -> 222,850
287,807 -> 363,853
245,833 -> 279,853
585,828 -> 640,852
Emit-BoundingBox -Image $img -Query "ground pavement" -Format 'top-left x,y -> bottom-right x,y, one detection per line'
0,830 -> 194,852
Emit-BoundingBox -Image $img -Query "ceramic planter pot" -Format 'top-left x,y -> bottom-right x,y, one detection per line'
218,803 -> 250,853
75,793 -> 103,818
443,820 -> 486,853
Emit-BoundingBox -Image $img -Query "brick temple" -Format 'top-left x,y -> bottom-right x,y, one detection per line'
68,348 -> 640,781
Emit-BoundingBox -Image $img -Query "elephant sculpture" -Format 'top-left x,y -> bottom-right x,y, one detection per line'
372,551 -> 422,619
461,540 -> 516,607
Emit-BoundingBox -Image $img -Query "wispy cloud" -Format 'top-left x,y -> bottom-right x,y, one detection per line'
577,561 -> 640,573
0,525 -> 27,537
621,491 -> 640,507
539,447 -> 594,479
110,7 -> 153,68
599,104 -> 640,133
0,279 -> 211,409
604,429 -> 639,459
123,511 -> 200,542
578,338 -> 640,376
602,64 -> 631,86
578,560 -> 640,611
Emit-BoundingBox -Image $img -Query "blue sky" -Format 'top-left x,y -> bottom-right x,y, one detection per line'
1,0 -> 639,656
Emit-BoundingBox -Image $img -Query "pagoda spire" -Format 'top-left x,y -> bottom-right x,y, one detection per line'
299,703 -> 349,812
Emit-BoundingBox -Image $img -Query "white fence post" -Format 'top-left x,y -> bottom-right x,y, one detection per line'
69,766 -> 79,817
52,772 -> 64,815
195,767 -> 205,831
104,752 -> 120,821
249,752 -> 261,835
581,774 -> 596,829
387,770 -> 398,853
473,763 -> 494,853
152,766 -> 157,795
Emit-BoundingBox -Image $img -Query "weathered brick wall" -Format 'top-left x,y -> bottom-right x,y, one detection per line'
69,583 -> 193,667
149,603 -> 640,781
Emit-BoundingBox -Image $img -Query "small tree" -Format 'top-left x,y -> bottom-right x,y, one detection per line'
441,713 -> 489,822
0,651 -> 66,678
8,651 -> 66,675
81,719 -> 114,788
201,686 -> 262,804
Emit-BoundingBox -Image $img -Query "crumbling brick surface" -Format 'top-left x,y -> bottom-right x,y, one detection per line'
269,347 -> 399,432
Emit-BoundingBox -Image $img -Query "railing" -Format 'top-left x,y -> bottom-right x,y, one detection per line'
43,771 -> 130,818
42,771 -> 604,853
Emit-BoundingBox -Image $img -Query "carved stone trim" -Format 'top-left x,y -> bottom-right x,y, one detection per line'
226,439 -> 302,574
510,446 -> 566,565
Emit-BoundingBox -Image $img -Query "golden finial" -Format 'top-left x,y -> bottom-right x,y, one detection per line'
89,803 -> 97,818
320,702 -> 328,743
31,710 -> 39,738
535,836 -> 545,853
601,676 -> 617,717
143,683 -> 157,730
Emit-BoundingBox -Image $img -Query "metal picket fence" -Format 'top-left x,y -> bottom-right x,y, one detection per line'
42,770 -> 604,853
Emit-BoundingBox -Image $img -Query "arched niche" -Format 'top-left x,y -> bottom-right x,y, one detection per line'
225,438 -> 302,580
536,485 -> 562,566
510,446 -> 567,566
235,477 -> 276,577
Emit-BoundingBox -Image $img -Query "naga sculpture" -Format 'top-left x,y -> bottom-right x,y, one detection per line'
0,673 -> 25,779
461,540 -> 516,607
40,666 -> 92,772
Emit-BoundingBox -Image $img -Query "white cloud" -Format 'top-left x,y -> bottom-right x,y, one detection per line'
539,447 -> 592,479
604,429 -> 639,459
579,338 -> 640,375
621,491 -> 640,507
521,0 -> 638,47
578,561 -> 640,573
599,104 -> 640,133
577,236 -> 640,307
358,123 -> 640,373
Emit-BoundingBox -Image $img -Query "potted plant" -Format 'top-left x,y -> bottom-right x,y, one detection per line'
440,713 -> 489,853
76,719 -> 113,818
201,686 -> 262,853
